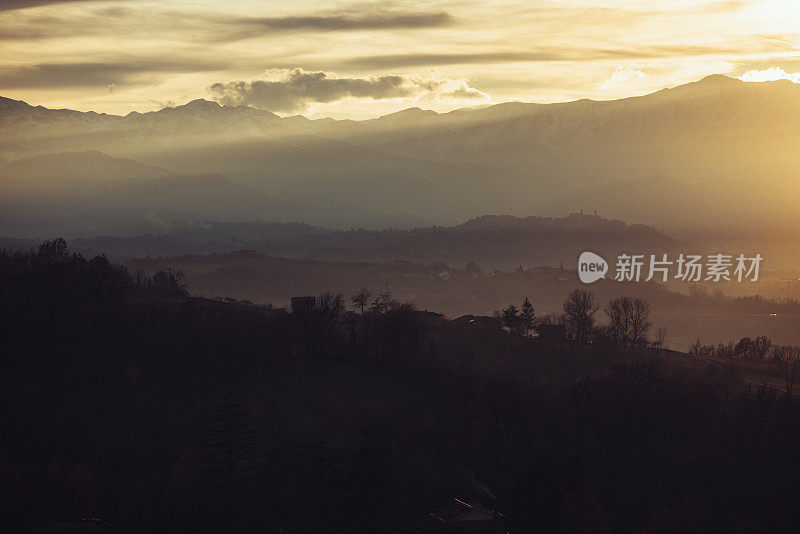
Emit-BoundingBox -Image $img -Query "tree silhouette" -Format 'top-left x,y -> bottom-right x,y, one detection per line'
520,297 -> 535,337
752,336 -> 772,360
773,345 -> 800,393
653,327 -> 667,349
351,288 -> 372,315
371,290 -> 394,314
605,296 -> 651,348
628,297 -> 652,348
563,289 -> 598,344
300,291 -> 345,355
498,303 -> 520,334
38,237 -> 69,258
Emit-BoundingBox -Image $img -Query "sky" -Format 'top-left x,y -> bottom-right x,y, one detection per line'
1,0 -> 799,119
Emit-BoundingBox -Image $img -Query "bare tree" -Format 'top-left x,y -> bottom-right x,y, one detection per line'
733,337 -> 754,359
752,336 -> 772,360
604,297 -> 630,347
653,327 -> 667,349
296,291 -> 345,355
562,289 -> 598,344
628,297 -> 652,348
371,290 -> 395,314
734,336 -> 772,360
604,296 -> 651,348
773,345 -> 800,394
350,288 -> 372,315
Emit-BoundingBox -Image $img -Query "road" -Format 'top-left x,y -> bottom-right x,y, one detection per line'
660,348 -> 788,393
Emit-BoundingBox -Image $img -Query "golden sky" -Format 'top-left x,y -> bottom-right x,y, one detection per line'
1,0 -> 799,118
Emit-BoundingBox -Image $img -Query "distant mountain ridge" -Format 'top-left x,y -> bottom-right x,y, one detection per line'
2,75 -> 800,233
0,151 -> 430,236
0,150 -> 173,194
0,212 -> 678,271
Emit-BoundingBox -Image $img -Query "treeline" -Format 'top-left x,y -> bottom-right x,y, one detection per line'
690,335 -> 800,393
496,289 -> 660,349
616,281 -> 800,314
498,288 -> 800,393
292,288 -> 430,358
0,237 -> 188,309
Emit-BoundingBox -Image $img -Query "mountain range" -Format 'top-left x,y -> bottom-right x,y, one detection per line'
1,74 -> 800,236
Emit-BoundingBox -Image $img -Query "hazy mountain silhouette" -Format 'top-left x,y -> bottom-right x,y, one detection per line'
0,151 -> 430,236
14,213 -> 678,272
2,75 -> 800,232
294,213 -> 680,269
0,149 -> 173,194
539,175 -> 699,228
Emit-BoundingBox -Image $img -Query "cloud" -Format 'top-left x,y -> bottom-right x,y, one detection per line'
229,11 -> 451,34
342,52 -> 574,69
208,68 -> 488,113
737,66 -> 800,83
439,79 -> 488,100
0,7 -> 451,42
338,43 -> 785,70
0,60 -> 224,89
600,66 -> 649,89
0,0 -> 109,11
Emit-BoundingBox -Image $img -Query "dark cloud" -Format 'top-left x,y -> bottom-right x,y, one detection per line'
209,69 -> 486,113
0,60 -> 224,89
0,7 -> 451,42
0,0 -> 111,11
209,69 -> 414,113
230,11 -> 451,33
341,42 -> 798,69
342,52 -> 577,69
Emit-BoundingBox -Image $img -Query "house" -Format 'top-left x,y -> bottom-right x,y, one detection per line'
451,315 -> 502,334
414,499 -> 520,533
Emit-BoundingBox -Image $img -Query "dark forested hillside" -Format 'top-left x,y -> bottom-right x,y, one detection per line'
4,241 -> 800,532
